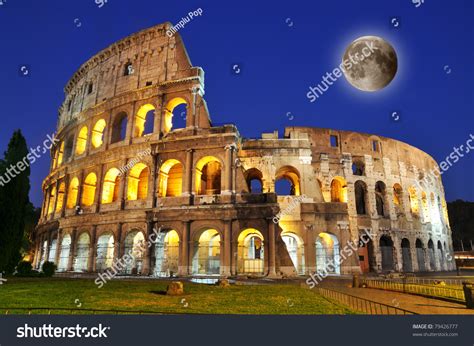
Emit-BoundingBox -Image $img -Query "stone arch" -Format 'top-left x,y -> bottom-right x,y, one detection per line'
73,232 -> 90,272
123,229 -> 146,274
127,163 -> 149,200
401,238 -> 412,272
101,168 -> 121,204
75,126 -> 88,155
330,176 -> 347,202
56,141 -> 65,167
244,168 -> 263,193
354,180 -> 368,215
57,233 -> 71,271
437,240 -> 445,270
158,159 -> 183,197
55,182 -> 66,213
275,165 -> 301,196
164,97 -> 187,133
315,232 -> 340,274
408,186 -> 419,215
64,135 -> 74,162
47,186 -> 56,215
379,235 -> 394,271
134,104 -> 155,137
96,232 -> 115,272
192,228 -> 221,275
81,173 -> 97,206
415,238 -> 425,271
393,183 -> 403,212
66,177 -> 79,209
237,228 -> 265,275
91,119 -> 106,148
154,229 -> 180,277
375,181 -> 387,217
352,158 -> 365,176
110,111 -> 128,144
427,239 -> 436,270
281,231 -> 305,275
195,156 -> 222,195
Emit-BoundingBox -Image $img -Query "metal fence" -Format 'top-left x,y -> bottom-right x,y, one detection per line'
362,278 -> 465,302
315,287 -> 417,315
404,277 -> 464,287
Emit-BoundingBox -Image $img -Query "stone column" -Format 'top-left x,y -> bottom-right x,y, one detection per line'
114,223 -> 123,260
67,228 -> 78,271
76,170 -> 85,209
95,164 -> 105,212
118,159 -> 128,209
267,220 -> 277,277
87,226 -> 97,272
223,145 -> 234,195
178,221 -> 191,276
141,221 -> 154,275
61,176 -> 69,217
182,149 -> 194,196
54,230 -> 62,266
222,220 -> 232,277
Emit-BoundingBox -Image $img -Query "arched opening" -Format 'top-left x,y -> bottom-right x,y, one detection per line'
375,181 -> 387,217
437,241 -> 445,271
192,229 -> 221,275
154,230 -> 180,277
415,239 -> 425,271
134,104 -> 155,137
110,112 -> 128,144
96,233 -> 115,272
401,238 -> 412,272
281,232 -> 305,275
39,240 -> 47,268
428,239 -> 436,270
73,232 -> 90,272
330,177 -> 347,202
195,156 -> 222,195
275,166 -> 301,196
57,234 -> 71,271
75,126 -> 88,155
123,230 -> 145,274
393,183 -> 403,213
352,159 -> 365,176
358,232 -> 375,273
55,182 -> 65,213
91,119 -> 106,148
101,168 -> 121,204
81,173 -> 97,207
56,141 -> 65,168
158,159 -> 183,197
354,180 -> 368,215
47,239 -> 57,263
315,232 -> 340,274
127,163 -> 149,200
408,186 -> 419,215
245,168 -> 263,194
66,177 -> 79,209
164,97 -> 187,133
421,192 -> 429,222
64,136 -> 74,162
379,236 -> 394,271
237,228 -> 264,275
47,186 -> 56,215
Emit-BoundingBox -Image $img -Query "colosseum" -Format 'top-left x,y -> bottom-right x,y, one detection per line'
32,23 -> 455,279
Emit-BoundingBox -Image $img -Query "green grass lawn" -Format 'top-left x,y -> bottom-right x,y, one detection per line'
0,278 -> 356,315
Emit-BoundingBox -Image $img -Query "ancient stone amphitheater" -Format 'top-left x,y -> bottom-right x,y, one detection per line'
33,23 -> 455,278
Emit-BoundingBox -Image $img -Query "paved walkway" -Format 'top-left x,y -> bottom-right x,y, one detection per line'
319,280 -> 474,314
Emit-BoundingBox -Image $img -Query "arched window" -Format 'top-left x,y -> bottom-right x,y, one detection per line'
393,183 -> 403,207
237,229 -> 264,275
55,182 -> 65,212
47,186 -> 56,215
56,142 -> 65,167
101,168 -> 121,204
164,97 -> 187,133
134,104 -> 155,137
158,159 -> 183,197
57,234 -> 71,271
192,229 -> 221,275
316,232 -> 340,274
110,112 -> 127,144
275,166 -> 301,196
73,232 -> 90,272
91,119 -> 106,148
127,163 -> 149,200
281,232 -> 305,275
330,177 -> 347,202
124,62 -> 133,76
415,239 -> 425,271
75,126 -> 88,155
66,177 -> 79,209
354,180 -> 367,215
379,236 -> 394,271
96,233 -> 115,271
401,238 -> 412,272
123,230 -> 145,274
408,186 -> 419,215
81,173 -> 97,206
154,230 -> 180,277
244,168 -> 263,193
196,156 -> 222,195
375,181 -> 387,217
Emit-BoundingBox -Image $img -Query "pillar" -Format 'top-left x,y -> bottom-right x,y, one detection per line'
223,145 -> 234,194
179,221 -> 191,276
87,226 -> 97,272
222,220 -> 232,276
182,149 -> 193,196
267,220 -> 277,277
141,221 -> 154,275
67,228 -> 78,271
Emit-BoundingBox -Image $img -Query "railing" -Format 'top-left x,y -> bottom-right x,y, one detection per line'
404,277 -> 464,287
0,307 -> 195,315
315,287 -> 417,315
362,278 -> 465,302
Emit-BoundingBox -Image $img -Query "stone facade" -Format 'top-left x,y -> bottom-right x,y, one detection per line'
32,23 -> 455,278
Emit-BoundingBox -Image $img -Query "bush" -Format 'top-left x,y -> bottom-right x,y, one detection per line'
15,261 -> 33,277
41,261 -> 56,277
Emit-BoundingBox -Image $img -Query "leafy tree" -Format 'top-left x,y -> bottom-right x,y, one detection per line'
0,130 -> 31,273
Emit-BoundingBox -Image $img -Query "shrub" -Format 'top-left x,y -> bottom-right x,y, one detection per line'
15,261 -> 33,277
41,261 -> 57,277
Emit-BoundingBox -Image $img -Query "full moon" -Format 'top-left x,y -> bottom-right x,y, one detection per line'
342,36 -> 398,92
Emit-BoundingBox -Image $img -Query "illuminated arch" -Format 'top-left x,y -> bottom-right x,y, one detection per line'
393,183 -> 403,207
281,231 -> 305,275
354,180 -> 368,215
127,163 -> 149,200
244,168 -> 263,193
158,159 -> 183,197
195,156 -> 222,195
47,186 -> 56,215
56,141 -> 65,167
101,168 -> 121,204
330,176 -> 347,202
73,232 -> 90,272
75,126 -> 88,155
408,186 -> 419,214
164,97 -> 187,133
154,229 -> 180,277
192,229 -> 221,275
96,232 -> 115,271
123,230 -> 145,274
275,166 -> 301,196
91,119 -> 106,148
134,104 -> 155,137
66,177 -> 79,209
316,232 -> 340,274
57,234 -> 71,271
81,173 -> 97,206
237,228 -> 264,275
55,182 -> 66,212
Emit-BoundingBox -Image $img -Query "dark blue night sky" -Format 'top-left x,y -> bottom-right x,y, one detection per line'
0,0 -> 472,207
